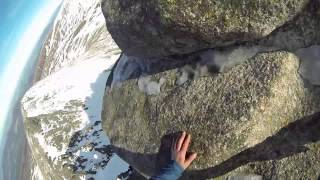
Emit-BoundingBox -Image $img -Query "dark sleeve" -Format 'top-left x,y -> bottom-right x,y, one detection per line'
150,160 -> 184,180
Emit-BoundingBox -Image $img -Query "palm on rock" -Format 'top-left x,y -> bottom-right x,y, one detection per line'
171,132 -> 197,170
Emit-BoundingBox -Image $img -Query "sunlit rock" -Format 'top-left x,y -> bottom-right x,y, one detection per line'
102,51 -> 320,179
101,0 -> 308,58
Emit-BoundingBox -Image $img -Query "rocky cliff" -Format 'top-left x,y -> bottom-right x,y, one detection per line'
101,0 -> 319,58
101,0 -> 320,179
103,51 -> 320,179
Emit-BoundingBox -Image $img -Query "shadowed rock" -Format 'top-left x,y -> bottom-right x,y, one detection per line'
259,0 -> 320,51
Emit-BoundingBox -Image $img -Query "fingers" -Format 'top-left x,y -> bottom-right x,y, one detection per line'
176,131 -> 186,151
181,133 -> 191,154
185,152 -> 197,166
172,132 -> 197,170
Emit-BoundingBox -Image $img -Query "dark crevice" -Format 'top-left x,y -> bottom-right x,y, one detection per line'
258,0 -> 320,51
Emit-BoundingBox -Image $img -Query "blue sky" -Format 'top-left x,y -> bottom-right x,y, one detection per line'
0,0 -> 44,74
0,1 -> 61,178
0,0 -> 62,139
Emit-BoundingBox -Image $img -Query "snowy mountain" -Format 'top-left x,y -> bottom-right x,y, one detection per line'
38,0 -> 121,78
21,0 -> 320,179
21,0 -> 129,179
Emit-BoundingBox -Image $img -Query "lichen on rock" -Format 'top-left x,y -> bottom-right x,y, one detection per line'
102,51 -> 320,179
259,0 -> 320,51
101,0 -> 308,57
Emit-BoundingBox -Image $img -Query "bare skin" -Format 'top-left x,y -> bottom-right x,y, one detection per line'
171,132 -> 197,170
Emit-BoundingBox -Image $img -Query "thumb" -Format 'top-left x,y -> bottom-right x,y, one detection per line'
185,152 -> 197,167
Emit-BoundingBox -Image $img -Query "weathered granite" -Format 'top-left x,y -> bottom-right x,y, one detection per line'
102,51 -> 320,179
259,0 -> 320,51
101,0 -> 308,57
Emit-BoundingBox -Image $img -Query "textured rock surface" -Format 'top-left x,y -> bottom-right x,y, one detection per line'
101,0 -> 307,57
259,0 -> 320,51
102,51 -> 320,179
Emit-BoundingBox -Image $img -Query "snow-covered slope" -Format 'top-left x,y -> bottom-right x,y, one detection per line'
22,58 -> 128,180
22,0 -> 129,179
39,0 -> 120,78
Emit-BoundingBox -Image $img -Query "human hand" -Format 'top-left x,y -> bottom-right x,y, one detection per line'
171,131 -> 197,170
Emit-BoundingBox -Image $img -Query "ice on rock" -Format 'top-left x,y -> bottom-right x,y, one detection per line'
199,46 -> 266,72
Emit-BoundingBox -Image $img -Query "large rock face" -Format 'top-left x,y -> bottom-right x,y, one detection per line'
101,0 -> 308,57
102,51 -> 320,179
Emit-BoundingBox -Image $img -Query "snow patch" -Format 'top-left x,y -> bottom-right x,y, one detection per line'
138,76 -> 165,95
23,58 -> 116,119
111,45 -> 275,92
199,46 -> 270,72
32,164 -> 45,180
34,133 -> 63,159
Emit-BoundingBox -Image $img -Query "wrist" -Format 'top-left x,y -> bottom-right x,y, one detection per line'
172,160 -> 185,173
